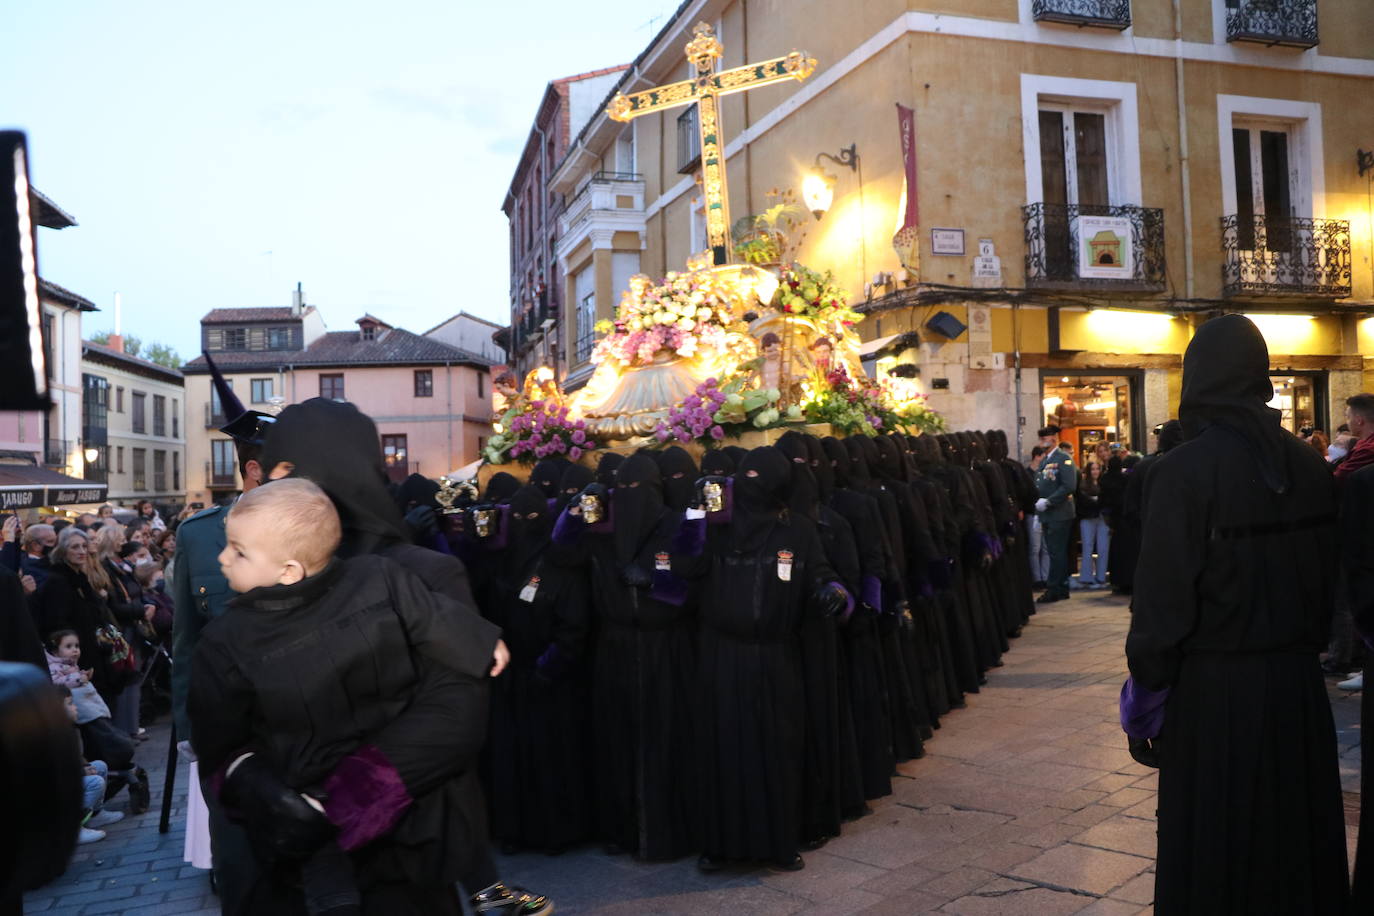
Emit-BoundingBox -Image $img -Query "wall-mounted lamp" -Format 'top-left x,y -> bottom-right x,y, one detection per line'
802,144 -> 859,219
1360,149 -> 1374,178
82,446 -> 99,464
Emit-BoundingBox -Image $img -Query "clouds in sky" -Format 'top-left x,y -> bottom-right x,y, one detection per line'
2,0 -> 680,357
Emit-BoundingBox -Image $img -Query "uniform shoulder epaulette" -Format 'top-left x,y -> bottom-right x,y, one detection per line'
183,505 -> 225,525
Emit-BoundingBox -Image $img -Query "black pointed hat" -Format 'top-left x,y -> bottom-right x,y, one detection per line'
204,351 -> 275,446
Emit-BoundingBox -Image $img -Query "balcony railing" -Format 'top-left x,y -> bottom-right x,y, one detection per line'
205,402 -> 226,429
1221,215 -> 1351,298
206,461 -> 237,489
1226,0 -> 1318,49
1023,203 -> 1166,290
43,439 -> 69,468
1031,0 -> 1131,30
561,172 -> 645,234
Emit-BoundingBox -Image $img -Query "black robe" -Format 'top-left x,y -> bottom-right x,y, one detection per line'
1127,315 -> 1348,913
1341,463 -> 1374,910
551,457 -> 699,860
483,488 -> 591,851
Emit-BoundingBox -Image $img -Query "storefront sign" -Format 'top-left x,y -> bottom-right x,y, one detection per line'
47,485 -> 107,505
1078,215 -> 1134,279
0,487 -> 44,511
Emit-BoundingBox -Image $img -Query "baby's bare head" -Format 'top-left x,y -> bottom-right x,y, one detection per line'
224,478 -> 341,589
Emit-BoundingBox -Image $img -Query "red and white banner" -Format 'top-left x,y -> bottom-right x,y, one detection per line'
893,103 -> 920,274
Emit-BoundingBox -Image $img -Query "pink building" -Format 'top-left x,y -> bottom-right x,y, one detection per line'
181,295 -> 495,506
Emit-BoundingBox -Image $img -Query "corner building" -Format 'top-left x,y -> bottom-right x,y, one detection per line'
541,0 -> 1374,456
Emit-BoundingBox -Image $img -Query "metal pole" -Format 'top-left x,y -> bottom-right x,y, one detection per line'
159,720 -> 177,834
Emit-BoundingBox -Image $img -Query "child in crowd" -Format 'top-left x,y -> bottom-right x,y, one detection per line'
46,630 -> 151,814
190,478 -> 489,915
55,685 -> 126,844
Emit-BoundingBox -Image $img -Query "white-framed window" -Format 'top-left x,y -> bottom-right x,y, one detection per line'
1216,95 -> 1323,226
616,129 -> 636,175
1021,74 -> 1141,207
572,265 -> 596,365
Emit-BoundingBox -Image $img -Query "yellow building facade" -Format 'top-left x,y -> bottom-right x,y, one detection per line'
546,0 -> 1374,457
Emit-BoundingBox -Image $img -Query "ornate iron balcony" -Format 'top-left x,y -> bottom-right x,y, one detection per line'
1221,215 -> 1350,298
1226,0 -> 1318,49
1023,203 -> 1166,290
1031,0 -> 1131,29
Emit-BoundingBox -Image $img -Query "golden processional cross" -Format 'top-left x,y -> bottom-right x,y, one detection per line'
608,22 -> 816,266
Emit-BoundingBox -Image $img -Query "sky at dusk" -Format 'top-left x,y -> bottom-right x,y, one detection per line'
2,0 -> 681,360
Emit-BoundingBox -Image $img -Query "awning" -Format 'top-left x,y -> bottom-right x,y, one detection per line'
0,465 -> 108,510
859,331 -> 922,360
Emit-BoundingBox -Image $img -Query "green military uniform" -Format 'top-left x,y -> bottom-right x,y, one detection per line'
170,503 -> 258,915
1036,445 -> 1078,599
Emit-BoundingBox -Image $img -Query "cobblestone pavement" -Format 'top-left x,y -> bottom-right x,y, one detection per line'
26,590 -> 1364,915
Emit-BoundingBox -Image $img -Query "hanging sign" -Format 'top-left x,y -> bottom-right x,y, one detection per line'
1077,215 -> 1134,279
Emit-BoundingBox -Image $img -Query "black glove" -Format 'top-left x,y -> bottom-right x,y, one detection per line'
220,754 -> 336,861
404,505 -> 438,542
1127,736 -> 1161,769
814,582 -> 849,618
619,564 -> 651,588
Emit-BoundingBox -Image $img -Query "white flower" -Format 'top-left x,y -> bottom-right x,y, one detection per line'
629,318 -> 643,331
676,317 -> 695,331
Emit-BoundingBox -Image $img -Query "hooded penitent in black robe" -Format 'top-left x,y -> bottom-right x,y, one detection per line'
551,453 -> 698,860
935,434 -> 1006,672
654,446 -> 699,512
874,434 -> 955,723
821,437 -> 895,801
1113,421 -> 1182,594
685,447 -> 844,867
966,432 -> 1028,638
844,437 -> 927,760
555,465 -> 595,511
483,487 -> 591,852
1125,315 -> 1348,914
259,398 -> 503,900
595,452 -> 624,487
776,432 -> 865,840
528,458 -> 571,501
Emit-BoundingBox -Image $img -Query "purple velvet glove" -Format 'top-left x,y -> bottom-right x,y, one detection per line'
322,745 -> 414,852
552,506 -> 586,546
860,575 -> 882,612
1119,677 -> 1169,740
650,567 -> 690,607
672,516 -> 708,557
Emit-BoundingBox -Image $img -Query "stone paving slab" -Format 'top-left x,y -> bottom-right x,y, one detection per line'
24,590 -> 1364,914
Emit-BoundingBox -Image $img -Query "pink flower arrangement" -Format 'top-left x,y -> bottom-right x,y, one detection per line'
494,400 -> 602,465
592,269 -> 738,369
656,378 -> 729,445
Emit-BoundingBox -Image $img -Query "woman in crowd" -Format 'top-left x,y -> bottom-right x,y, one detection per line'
92,526 -> 155,739
1076,461 -> 1109,589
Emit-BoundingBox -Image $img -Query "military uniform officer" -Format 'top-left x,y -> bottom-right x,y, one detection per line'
1033,425 -> 1078,603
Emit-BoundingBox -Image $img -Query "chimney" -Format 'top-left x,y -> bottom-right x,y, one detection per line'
109,292 -> 124,352
292,281 -> 303,316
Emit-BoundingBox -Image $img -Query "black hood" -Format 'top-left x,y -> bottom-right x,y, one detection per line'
506,485 -> 554,572
1157,419 -> 1184,454
395,473 -> 439,513
722,446 -> 749,468
822,437 -> 852,488
844,436 -> 876,484
872,435 -> 907,482
557,465 -> 595,509
484,472 -> 521,503
1179,314 -> 1288,493
596,452 -> 625,487
655,446 -> 699,512
529,458 -> 570,499
775,431 -> 819,520
732,446 -> 791,551
259,398 -> 407,555
805,435 -> 834,500
701,448 -> 736,476
613,453 -> 664,566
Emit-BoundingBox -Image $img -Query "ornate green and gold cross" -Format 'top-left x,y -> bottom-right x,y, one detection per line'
607,22 -> 816,266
